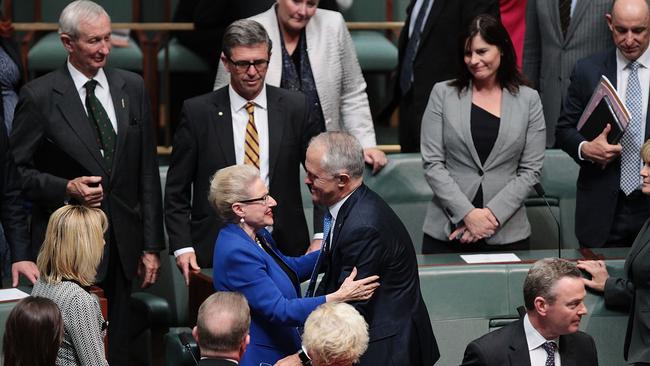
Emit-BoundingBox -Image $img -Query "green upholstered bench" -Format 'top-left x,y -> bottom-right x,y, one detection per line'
350,31 -> 398,72
301,150 -> 580,253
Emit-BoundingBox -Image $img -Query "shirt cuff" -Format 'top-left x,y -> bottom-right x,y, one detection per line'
173,247 -> 195,257
312,233 -> 324,240
578,141 -> 587,161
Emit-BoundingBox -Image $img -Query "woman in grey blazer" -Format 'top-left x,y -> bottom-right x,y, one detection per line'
420,14 -> 545,253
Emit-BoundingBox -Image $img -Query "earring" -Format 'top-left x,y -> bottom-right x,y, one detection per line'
240,217 -> 245,224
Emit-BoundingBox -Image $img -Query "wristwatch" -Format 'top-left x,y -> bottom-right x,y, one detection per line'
297,349 -> 312,366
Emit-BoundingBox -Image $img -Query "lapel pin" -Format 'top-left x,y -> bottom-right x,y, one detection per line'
218,111 -> 223,116
121,98 -> 125,108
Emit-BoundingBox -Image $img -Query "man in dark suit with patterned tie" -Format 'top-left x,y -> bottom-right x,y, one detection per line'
556,0 -> 650,248
461,258 -> 598,366
9,1 -> 164,364
164,19 -> 319,284
193,291 -> 251,366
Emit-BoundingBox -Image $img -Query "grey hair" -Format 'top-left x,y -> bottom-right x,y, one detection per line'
196,292 -> 250,353
208,165 -> 260,223
58,0 -> 110,38
523,258 -> 582,310
222,19 -> 272,58
309,132 -> 365,179
303,302 -> 369,365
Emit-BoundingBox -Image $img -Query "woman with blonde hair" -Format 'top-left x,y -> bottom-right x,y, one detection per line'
303,302 -> 369,366
31,205 -> 108,366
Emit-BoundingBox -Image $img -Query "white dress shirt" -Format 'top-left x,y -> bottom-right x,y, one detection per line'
67,60 -> 118,134
523,314 -> 561,366
174,85 -> 271,258
229,84 -> 270,187
408,0 -> 435,36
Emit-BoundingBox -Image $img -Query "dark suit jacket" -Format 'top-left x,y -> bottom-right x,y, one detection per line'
0,122 -> 29,264
10,66 -> 165,277
391,0 -> 498,150
315,184 -> 439,366
198,358 -> 238,366
460,319 -> 598,365
603,218 -> 650,362
164,85 -> 318,265
556,49 -> 650,247
0,34 -> 23,128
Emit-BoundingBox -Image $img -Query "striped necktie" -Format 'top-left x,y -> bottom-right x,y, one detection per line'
243,102 -> 260,169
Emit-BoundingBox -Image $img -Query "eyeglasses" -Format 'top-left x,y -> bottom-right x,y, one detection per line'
227,57 -> 269,73
239,193 -> 271,205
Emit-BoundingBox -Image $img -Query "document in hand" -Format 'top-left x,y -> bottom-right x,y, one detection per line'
577,75 -> 630,144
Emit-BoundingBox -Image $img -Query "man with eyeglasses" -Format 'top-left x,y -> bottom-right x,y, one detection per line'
165,19 -> 320,285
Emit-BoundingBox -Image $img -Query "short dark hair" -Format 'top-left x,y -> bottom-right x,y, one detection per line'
523,258 -> 583,310
3,296 -> 64,366
196,292 -> 250,353
450,14 -> 527,94
222,19 -> 272,58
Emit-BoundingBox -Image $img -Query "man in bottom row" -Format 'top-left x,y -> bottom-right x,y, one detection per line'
461,258 -> 598,366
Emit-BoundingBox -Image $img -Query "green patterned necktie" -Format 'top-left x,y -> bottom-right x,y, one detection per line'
84,79 -> 116,173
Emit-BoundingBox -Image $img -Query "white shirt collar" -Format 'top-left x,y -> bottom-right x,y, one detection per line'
616,45 -> 650,71
523,314 -> 559,351
228,84 -> 268,111
67,59 -> 109,94
328,187 -> 359,221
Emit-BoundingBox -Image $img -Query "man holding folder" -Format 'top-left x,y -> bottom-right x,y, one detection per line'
556,0 -> 650,248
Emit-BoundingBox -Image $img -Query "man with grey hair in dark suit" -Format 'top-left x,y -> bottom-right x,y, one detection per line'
9,1 -> 164,363
193,291 -> 251,366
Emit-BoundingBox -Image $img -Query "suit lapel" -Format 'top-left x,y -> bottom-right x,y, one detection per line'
483,89 -> 511,169
329,185 -> 364,253
559,334 -> 576,366
266,87 -> 284,185
417,0 -> 445,57
106,69 -> 129,178
53,68 -> 107,174
624,219 -> 650,275
565,0 -> 587,43
459,86 -> 482,168
212,88 -> 236,166
547,0 -> 564,43
509,321 -> 532,366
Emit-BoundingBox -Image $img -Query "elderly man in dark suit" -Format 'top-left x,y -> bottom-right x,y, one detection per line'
164,19 -> 319,284
193,291 -> 251,366
389,0 -> 498,153
461,258 -> 598,366
300,131 -> 438,366
556,0 -> 650,248
9,1 -> 164,364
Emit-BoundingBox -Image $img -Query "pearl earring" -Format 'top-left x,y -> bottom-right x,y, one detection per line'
240,217 -> 245,224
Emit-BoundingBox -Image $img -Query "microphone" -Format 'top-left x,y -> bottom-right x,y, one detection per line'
533,183 -> 562,258
179,332 -> 199,366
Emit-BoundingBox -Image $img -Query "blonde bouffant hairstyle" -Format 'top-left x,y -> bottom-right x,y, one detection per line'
36,205 -> 108,286
303,302 -> 369,366
208,165 -> 260,223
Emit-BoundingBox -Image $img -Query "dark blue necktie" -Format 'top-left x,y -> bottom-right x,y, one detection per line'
399,0 -> 432,94
305,211 -> 332,297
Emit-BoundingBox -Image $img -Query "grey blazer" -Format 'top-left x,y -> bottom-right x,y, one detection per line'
420,81 -> 546,245
523,0 -> 611,147
214,5 -> 377,148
